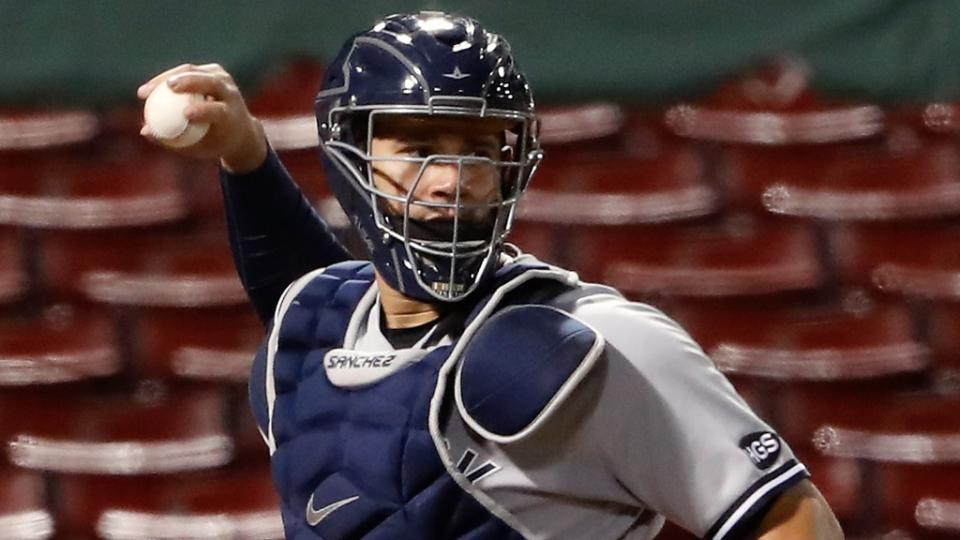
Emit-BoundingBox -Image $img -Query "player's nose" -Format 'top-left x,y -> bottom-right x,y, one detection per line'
421,160 -> 461,203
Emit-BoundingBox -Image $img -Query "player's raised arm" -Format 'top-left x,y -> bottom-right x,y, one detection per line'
567,295 -> 843,539
137,64 -> 352,324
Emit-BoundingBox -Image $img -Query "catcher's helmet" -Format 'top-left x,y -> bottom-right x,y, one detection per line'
315,11 -> 542,302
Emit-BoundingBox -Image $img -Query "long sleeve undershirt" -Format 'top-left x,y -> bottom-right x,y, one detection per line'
219,148 -> 352,324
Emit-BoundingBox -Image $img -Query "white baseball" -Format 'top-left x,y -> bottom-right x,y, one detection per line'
143,80 -> 210,148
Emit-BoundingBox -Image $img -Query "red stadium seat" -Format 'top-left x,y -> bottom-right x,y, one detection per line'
779,386 -> 960,463
0,305 -> 119,386
232,396 -> 271,464
538,103 -> 625,146
572,216 -> 822,298
664,59 -> 884,144
724,140 -> 960,220
520,147 -> 717,225
508,219 -> 563,266
0,228 -> 26,304
669,297 -> 928,382
829,222 -> 960,300
878,464 -> 960,537
135,307 -> 262,382
0,468 -> 53,539
40,228 -> 245,307
250,58 -> 325,151
0,153 -> 187,229
929,303 -> 960,374
57,465 -> 281,539
0,109 -> 99,150
1,384 -> 232,475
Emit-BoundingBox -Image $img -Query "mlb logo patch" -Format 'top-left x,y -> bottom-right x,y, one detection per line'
739,431 -> 782,470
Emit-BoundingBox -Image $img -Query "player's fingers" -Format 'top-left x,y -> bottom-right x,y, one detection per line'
183,100 -> 229,125
194,63 -> 230,77
137,63 -> 202,99
137,63 -> 234,99
165,73 -> 238,101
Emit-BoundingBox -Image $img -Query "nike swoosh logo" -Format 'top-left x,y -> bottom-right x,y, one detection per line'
305,494 -> 360,526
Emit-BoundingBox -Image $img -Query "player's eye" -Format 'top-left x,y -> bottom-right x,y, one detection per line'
470,145 -> 499,159
399,144 -> 432,158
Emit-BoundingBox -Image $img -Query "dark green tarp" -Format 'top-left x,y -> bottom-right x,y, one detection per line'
2,0 -> 959,108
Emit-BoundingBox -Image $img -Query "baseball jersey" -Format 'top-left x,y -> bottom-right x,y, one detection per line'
438,278 -> 808,539
223,151 -> 808,538
254,255 -> 806,539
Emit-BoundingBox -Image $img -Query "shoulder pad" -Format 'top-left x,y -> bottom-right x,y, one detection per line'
455,305 -> 604,444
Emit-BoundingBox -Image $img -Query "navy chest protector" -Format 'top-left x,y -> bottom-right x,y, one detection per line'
251,260 -> 602,539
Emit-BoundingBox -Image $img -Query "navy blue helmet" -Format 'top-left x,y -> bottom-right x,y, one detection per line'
315,11 -> 543,302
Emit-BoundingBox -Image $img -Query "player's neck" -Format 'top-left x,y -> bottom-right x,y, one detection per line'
375,273 -> 442,329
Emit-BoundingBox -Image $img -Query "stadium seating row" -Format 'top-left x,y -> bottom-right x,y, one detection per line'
1,58 -> 959,538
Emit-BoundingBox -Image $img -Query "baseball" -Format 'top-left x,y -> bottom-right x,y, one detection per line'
143,80 -> 210,148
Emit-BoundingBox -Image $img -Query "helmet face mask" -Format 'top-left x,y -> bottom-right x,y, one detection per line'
316,12 -> 543,302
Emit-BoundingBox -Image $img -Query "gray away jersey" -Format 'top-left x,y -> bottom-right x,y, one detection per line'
334,268 -> 808,538
440,287 -> 806,539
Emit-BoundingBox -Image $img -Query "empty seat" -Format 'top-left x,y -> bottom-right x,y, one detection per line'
40,228 -> 245,307
572,216 -> 822,298
664,59 -> 884,144
249,59 -> 324,151
669,296 -> 928,381
878,463 -> 960,536
135,307 -> 262,382
538,103 -> 625,146
0,468 -> 53,539
0,154 -> 187,228
0,109 -> 99,150
2,384 -> 232,474
521,148 -> 717,225
57,465 -> 281,539
780,387 -> 960,463
725,140 -> 960,220
0,305 -> 119,386
829,223 -> 960,300
0,228 -> 26,304
507,220 -> 563,266
929,303 -> 960,373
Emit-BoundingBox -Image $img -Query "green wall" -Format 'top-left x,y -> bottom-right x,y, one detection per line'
2,1 -> 959,108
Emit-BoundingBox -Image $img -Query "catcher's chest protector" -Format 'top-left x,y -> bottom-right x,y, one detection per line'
266,261 -> 532,539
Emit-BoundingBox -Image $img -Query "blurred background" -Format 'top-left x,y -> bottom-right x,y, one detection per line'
2,1 -> 960,538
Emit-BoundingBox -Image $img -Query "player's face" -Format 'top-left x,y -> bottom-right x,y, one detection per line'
369,116 -> 508,223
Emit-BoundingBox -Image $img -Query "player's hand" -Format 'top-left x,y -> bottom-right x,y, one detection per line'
137,63 -> 268,174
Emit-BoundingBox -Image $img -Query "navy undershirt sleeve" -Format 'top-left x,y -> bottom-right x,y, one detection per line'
219,147 -> 352,324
